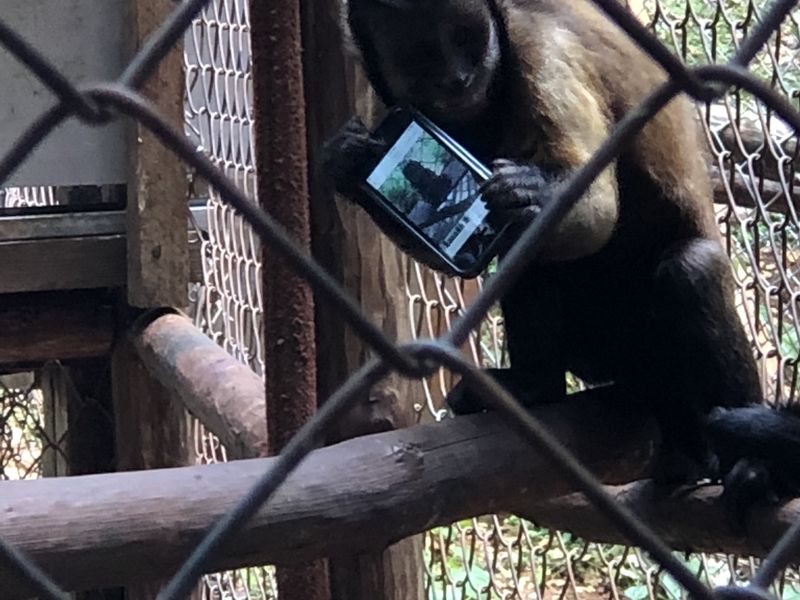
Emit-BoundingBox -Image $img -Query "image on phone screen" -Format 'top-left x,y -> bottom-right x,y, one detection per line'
365,121 -> 495,263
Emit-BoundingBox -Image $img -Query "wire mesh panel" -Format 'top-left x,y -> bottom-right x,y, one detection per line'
0,186 -> 56,210
0,366 -> 113,482
185,2 -> 275,598
185,0 -> 263,377
0,373 -> 57,481
650,0 -> 800,405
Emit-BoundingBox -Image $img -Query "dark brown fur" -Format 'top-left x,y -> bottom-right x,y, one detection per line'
326,0 -> 797,515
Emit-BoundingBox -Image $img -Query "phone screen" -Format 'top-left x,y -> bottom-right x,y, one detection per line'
365,120 -> 497,269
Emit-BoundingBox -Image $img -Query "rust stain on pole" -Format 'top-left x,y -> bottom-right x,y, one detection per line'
250,0 -> 330,598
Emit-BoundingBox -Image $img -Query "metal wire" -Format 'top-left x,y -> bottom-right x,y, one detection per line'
1,0 -> 800,598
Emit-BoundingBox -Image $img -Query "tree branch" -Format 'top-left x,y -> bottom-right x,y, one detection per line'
1,393 -> 654,598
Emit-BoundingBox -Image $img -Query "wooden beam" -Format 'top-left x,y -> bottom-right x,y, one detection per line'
0,236 -> 126,294
0,395 -> 656,599
113,0 -> 193,595
0,291 -> 113,365
303,1 -> 427,595
125,0 -> 189,308
519,482 -> 798,559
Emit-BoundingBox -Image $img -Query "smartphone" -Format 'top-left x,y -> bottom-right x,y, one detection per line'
358,107 -> 509,278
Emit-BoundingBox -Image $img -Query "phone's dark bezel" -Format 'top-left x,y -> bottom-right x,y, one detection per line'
358,107 -> 508,278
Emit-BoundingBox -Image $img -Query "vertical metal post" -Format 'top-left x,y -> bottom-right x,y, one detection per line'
250,0 -> 330,599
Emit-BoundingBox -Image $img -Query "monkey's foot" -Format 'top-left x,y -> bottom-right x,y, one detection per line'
481,159 -> 555,223
719,458 -> 780,535
445,368 -> 535,415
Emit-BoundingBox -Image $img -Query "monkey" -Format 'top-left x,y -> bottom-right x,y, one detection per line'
321,0 -> 800,521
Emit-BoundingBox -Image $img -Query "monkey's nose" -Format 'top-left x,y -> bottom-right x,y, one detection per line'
442,71 -> 475,93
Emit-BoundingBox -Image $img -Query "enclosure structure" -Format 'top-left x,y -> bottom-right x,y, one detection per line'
3,1 -> 800,600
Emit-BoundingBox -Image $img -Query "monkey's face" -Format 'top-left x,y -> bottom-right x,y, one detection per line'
354,0 -> 501,122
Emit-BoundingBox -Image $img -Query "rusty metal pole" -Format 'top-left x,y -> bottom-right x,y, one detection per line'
250,0 -> 330,599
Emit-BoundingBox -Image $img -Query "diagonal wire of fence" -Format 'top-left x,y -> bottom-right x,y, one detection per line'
1,0 -> 800,599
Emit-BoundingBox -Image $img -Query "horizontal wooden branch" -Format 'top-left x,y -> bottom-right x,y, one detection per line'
1,393 -> 655,598
519,482 -> 800,559
132,311 -> 268,459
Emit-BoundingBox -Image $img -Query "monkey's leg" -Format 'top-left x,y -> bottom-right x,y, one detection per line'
648,238 -> 762,483
446,274 -> 567,414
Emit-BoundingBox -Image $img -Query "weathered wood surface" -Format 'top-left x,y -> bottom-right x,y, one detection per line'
125,0 -> 189,308
0,291 -> 113,365
520,482 -> 800,559
303,0 -> 428,592
1,395 -> 656,599
0,236 -> 126,294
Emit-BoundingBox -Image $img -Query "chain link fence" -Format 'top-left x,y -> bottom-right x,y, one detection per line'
0,364 -> 114,482
2,0 -> 800,599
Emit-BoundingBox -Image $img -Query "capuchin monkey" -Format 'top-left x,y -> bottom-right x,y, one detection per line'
322,0 -> 800,522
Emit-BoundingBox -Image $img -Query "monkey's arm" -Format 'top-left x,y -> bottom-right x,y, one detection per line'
485,25 -> 619,261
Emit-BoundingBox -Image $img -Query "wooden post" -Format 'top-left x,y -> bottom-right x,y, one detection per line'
112,1 -> 192,598
38,359 -> 123,600
302,4 -> 425,599
125,0 -> 189,308
64,358 -> 123,600
112,328 -> 194,600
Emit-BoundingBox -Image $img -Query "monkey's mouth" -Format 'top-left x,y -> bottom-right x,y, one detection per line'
430,93 -> 488,121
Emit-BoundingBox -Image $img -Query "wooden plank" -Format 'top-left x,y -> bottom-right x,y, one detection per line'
60,358 -> 123,600
0,291 -> 113,365
0,236 -> 125,294
111,2 -> 195,597
37,364 -> 70,478
302,3 -> 426,596
0,394 -> 658,599
0,211 -> 126,241
125,0 -> 189,308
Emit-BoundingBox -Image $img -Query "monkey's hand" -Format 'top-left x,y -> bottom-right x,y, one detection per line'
481,159 -> 556,225
321,117 -> 459,276
321,116 -> 387,197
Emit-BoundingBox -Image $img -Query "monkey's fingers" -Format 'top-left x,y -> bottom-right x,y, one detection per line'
482,177 -> 548,213
342,115 -> 370,135
491,158 -> 518,170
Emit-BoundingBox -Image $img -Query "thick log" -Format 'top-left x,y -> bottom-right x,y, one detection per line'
0,291 -> 113,365
132,312 -> 268,459
0,394 -> 655,599
519,482 -> 800,559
